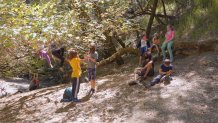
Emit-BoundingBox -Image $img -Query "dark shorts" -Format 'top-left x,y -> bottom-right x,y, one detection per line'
140,46 -> 148,56
88,68 -> 96,81
137,68 -> 154,77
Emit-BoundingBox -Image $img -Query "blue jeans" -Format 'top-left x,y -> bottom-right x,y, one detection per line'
140,46 -> 148,56
150,75 -> 164,86
150,74 -> 172,86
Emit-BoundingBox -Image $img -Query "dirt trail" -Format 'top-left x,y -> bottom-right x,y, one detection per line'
0,52 -> 217,123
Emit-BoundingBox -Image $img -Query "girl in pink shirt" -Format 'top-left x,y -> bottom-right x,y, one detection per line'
161,25 -> 175,62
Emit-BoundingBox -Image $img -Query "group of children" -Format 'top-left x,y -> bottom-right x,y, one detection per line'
133,25 -> 175,88
31,24 -> 175,102
67,43 -> 98,102
30,42 -> 98,102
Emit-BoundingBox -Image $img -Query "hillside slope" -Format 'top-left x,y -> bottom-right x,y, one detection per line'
0,52 -> 217,123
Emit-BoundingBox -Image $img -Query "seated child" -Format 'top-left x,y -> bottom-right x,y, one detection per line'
29,73 -> 39,91
129,52 -> 154,86
149,59 -> 173,86
139,34 -> 149,66
150,33 -> 160,55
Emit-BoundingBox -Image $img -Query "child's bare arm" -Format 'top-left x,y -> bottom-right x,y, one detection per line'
166,70 -> 173,76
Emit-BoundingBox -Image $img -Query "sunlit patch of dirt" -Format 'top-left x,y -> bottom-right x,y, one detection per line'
0,52 -> 217,123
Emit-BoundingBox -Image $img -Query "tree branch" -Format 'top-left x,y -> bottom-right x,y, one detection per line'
126,10 -> 175,19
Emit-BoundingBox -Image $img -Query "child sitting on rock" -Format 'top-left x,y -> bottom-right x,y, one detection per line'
29,73 -> 39,91
150,33 -> 160,56
129,52 -> 155,86
139,34 -> 149,66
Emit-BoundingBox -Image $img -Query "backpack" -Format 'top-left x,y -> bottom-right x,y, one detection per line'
61,87 -> 73,102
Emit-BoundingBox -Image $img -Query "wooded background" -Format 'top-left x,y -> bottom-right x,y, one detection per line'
0,0 -> 217,79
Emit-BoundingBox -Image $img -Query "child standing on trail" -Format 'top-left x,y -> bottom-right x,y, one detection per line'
68,49 -> 86,102
161,25 -> 175,62
139,34 -> 149,66
38,45 -> 53,68
149,59 -> 173,87
86,43 -> 98,94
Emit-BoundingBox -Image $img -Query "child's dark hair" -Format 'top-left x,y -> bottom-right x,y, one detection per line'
68,49 -> 77,60
168,24 -> 174,31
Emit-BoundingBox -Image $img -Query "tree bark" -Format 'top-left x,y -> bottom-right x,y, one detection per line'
103,31 -> 124,65
97,39 -> 218,67
161,0 -> 168,23
113,32 -> 126,48
146,0 -> 159,38
126,10 -> 175,19
97,47 -> 138,67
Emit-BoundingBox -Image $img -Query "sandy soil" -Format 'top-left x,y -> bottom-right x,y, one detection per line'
0,52 -> 217,123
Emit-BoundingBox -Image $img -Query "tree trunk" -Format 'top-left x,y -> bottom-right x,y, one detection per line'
146,0 -> 159,38
97,47 -> 138,67
161,0 -> 168,23
113,32 -> 126,48
103,31 -> 124,65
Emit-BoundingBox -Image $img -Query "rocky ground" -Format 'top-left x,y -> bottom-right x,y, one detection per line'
0,52 -> 217,123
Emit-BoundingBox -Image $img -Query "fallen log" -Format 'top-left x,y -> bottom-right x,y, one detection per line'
97,47 -> 139,67
97,39 -> 218,67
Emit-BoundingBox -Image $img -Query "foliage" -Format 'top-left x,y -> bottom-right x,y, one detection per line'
0,0 -> 217,77
175,0 -> 218,40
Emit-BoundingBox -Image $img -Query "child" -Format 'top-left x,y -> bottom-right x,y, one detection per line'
29,72 -> 39,91
150,33 -> 160,55
161,25 -> 175,62
38,45 -> 53,68
68,49 -> 83,102
149,59 -> 173,87
139,34 -> 148,66
86,43 -> 98,94
133,52 -> 154,85
51,43 -> 65,68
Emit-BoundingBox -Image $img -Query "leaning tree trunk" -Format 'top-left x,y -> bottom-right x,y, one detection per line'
103,31 -> 124,65
98,47 -> 138,67
146,0 -> 159,38
97,39 -> 218,67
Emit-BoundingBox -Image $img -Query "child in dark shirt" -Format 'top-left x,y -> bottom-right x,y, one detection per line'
149,59 -> 173,86
50,43 -> 65,68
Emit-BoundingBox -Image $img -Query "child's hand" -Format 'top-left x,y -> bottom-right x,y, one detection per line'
84,55 -> 89,60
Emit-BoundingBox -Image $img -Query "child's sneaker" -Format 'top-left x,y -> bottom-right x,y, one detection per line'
88,88 -> 95,95
72,98 -> 81,102
61,98 -> 72,102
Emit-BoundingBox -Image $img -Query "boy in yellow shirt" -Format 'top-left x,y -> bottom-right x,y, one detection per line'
68,49 -> 84,102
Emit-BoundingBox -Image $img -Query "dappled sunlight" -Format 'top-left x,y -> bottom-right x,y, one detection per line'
0,52 -> 217,122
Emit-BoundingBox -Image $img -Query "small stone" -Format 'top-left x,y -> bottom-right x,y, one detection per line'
199,59 -> 210,66
185,71 -> 197,79
212,75 -> 218,81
